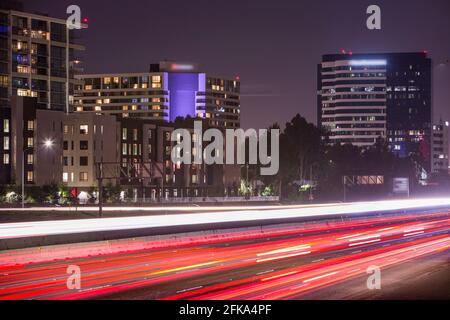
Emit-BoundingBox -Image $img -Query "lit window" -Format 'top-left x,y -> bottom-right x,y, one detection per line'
3,153 -> 9,164
27,120 -> 34,131
3,119 -> 9,133
79,172 -> 88,182
122,143 -> 127,155
27,154 -> 34,165
63,125 -> 69,134
95,106 -> 102,111
17,89 -> 29,97
27,171 -> 34,182
79,125 -> 88,135
17,65 -> 31,73
27,137 -> 34,148
62,172 -> 68,183
122,128 -> 127,140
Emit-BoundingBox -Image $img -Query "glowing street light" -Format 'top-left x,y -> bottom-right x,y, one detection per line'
44,139 -> 54,149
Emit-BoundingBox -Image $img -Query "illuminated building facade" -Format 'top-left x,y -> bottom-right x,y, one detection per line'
318,52 -> 432,169
0,6 -> 86,186
431,120 -> 449,174
74,61 -> 241,129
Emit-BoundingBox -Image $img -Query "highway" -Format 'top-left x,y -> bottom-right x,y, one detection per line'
0,207 -> 449,300
2,198 -> 450,240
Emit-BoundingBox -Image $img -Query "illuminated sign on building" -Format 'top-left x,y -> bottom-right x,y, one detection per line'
349,60 -> 387,66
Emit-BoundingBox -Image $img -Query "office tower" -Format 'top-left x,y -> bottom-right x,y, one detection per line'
318,52 -> 432,169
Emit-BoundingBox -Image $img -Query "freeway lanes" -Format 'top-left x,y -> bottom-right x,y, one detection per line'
2,198 -> 450,241
0,210 -> 449,300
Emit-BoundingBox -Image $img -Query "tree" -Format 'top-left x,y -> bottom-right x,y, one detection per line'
254,114 -> 324,200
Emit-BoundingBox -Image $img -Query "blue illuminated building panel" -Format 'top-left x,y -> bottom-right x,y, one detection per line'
168,73 -> 202,122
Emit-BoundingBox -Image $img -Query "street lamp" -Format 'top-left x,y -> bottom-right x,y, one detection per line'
44,139 -> 54,149
21,139 -> 55,208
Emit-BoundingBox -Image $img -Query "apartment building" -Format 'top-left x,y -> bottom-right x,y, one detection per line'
10,96 -> 64,186
62,113 -> 118,189
119,118 -> 241,200
0,6 -> 86,185
74,61 -> 241,129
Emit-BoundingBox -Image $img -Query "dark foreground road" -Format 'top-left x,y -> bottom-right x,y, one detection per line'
0,211 -> 449,300
298,252 -> 450,300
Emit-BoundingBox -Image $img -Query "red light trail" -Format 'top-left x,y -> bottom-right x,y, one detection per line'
0,211 -> 449,300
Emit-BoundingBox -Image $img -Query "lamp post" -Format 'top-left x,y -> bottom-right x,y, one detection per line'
21,139 -> 54,208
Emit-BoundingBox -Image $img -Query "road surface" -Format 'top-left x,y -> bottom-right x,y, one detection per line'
0,209 -> 449,300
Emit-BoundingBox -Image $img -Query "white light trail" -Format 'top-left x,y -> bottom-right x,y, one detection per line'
0,198 -> 449,241
303,271 -> 339,283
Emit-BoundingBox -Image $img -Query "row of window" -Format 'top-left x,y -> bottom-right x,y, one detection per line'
64,140 -> 89,151
63,172 -> 89,183
63,156 -> 88,167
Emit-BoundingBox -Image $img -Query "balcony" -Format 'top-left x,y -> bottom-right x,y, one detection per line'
30,30 -> 50,41
12,27 -> 29,37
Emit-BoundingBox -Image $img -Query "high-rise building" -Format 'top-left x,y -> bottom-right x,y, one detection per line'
0,8 -> 86,112
318,52 -> 432,168
0,7 -> 87,185
74,61 -> 241,129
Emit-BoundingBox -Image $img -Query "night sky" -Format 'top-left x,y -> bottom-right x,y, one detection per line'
23,0 -> 450,129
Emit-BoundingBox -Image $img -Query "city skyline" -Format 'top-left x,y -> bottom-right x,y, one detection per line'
0,0 -> 449,305
22,0 -> 450,129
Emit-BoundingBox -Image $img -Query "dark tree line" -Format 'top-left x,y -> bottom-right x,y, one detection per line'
254,114 -> 420,202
